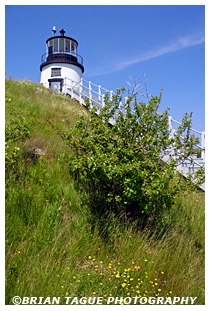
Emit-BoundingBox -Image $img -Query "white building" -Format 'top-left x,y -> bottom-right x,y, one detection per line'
40,27 -> 84,93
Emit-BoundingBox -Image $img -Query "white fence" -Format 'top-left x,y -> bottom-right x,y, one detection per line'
63,77 -> 205,190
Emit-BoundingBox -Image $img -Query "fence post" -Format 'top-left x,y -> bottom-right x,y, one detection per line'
201,131 -> 205,160
98,85 -> 101,100
102,94 -> 105,108
79,78 -> 83,105
89,81 -> 92,108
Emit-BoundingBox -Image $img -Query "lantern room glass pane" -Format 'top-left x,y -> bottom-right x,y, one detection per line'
54,38 -> 58,52
59,38 -> 64,52
65,39 -> 70,52
71,41 -> 77,54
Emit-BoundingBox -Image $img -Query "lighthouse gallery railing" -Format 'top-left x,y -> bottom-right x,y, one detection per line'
41,51 -> 84,66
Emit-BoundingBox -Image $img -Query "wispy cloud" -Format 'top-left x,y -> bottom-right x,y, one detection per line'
90,33 -> 204,76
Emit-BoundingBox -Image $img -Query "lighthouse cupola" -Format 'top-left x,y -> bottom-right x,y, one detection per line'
40,26 -> 84,93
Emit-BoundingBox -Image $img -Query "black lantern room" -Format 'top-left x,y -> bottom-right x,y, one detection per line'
40,27 -> 84,73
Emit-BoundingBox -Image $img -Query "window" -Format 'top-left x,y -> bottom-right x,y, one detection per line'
51,68 -> 61,77
71,41 -> 76,54
59,38 -> 64,52
54,38 -> 58,52
65,39 -> 70,52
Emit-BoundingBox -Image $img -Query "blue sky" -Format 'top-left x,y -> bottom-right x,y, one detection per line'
5,4 -> 205,131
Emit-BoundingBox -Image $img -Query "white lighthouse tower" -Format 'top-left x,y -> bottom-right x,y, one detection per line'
40,27 -> 84,93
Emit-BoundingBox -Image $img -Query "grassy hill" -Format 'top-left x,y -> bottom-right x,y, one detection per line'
5,79 -> 205,305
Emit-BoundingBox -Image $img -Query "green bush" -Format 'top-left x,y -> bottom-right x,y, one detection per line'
59,88 -> 203,228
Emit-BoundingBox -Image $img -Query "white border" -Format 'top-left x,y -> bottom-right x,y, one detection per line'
2,1 -> 209,311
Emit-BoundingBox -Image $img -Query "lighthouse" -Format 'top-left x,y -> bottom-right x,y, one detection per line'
40,27 -> 84,93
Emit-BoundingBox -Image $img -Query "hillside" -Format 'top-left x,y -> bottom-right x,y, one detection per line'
5,79 -> 205,305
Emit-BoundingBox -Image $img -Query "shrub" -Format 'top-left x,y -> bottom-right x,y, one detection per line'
45,88 -> 204,229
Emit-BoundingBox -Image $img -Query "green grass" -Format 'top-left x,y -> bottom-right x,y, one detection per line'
5,79 -> 205,305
